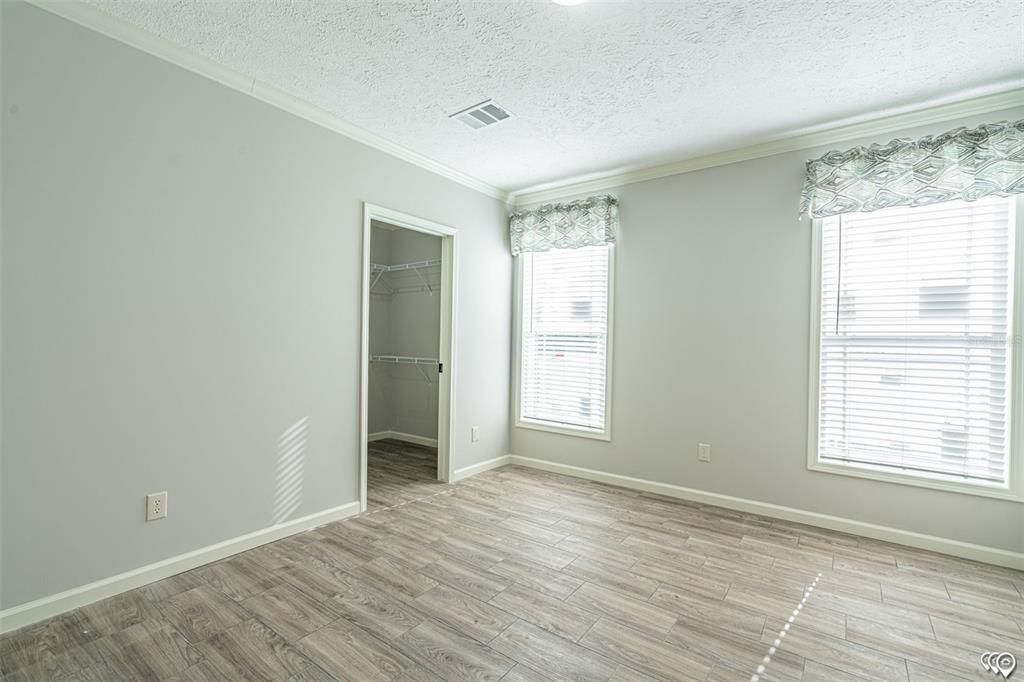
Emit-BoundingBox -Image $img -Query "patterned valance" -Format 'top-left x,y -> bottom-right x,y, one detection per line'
801,119 -> 1024,219
510,195 -> 618,256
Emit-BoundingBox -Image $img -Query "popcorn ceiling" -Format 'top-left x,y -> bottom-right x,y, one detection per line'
87,0 -> 1022,191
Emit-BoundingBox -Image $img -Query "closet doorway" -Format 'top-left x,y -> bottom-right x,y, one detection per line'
359,204 -> 457,512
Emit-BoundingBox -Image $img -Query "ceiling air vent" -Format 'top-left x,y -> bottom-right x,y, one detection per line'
449,100 -> 512,130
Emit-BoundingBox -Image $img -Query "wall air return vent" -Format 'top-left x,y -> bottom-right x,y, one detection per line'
449,100 -> 513,129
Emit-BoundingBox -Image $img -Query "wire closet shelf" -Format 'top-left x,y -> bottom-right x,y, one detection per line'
369,355 -> 438,365
370,258 -> 441,296
369,355 -> 440,385
369,259 -> 442,382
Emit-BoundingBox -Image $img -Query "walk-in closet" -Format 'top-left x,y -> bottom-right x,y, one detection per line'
366,220 -> 444,509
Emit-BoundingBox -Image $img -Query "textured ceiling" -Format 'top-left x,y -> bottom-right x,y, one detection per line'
87,0 -> 1023,192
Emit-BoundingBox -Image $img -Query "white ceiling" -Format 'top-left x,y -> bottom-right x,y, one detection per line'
87,0 -> 1023,193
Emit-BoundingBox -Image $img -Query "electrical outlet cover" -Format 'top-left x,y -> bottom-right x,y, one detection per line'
146,492 -> 168,521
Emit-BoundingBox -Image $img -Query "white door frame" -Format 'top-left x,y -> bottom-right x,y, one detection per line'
360,203 -> 458,512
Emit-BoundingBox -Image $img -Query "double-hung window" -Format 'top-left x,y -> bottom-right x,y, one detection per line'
516,244 -> 613,439
809,195 -> 1021,498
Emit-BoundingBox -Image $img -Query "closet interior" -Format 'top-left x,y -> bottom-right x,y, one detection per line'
366,220 -> 443,508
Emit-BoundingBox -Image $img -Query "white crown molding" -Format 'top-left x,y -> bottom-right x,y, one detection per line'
507,455 -> 1024,570
24,0 -> 509,203
509,87 -> 1024,206
0,501 -> 360,634
22,3 -> 1024,214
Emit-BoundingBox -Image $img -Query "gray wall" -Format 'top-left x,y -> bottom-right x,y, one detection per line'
512,106 -> 1024,554
1,2 -> 511,609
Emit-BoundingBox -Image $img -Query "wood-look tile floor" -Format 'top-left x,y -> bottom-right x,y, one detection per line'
3,461 -> 1022,681
366,439 -> 444,512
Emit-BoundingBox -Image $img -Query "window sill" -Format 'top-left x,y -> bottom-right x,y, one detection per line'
808,461 -> 1023,503
515,419 -> 611,442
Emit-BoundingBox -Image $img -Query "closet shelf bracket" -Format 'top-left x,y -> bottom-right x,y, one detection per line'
412,264 -> 433,295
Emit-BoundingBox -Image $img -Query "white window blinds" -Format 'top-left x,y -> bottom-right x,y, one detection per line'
816,196 -> 1015,488
520,244 -> 610,434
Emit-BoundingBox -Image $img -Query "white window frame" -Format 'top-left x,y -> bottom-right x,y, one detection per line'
513,244 -> 615,441
807,195 -> 1024,502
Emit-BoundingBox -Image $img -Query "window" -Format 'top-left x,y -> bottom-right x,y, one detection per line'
809,196 -> 1021,498
516,244 -> 612,439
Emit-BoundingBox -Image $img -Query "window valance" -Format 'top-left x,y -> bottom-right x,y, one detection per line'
800,119 -> 1024,219
509,195 -> 618,256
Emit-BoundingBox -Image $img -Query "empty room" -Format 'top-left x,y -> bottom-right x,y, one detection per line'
1,0 -> 1022,680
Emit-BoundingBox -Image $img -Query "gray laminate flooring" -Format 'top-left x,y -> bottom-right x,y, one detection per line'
2,463 -> 1021,681
366,439 -> 444,512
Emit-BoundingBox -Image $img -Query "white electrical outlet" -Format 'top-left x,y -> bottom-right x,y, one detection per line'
471,426 -> 480,442
698,443 -> 711,462
146,492 -> 168,521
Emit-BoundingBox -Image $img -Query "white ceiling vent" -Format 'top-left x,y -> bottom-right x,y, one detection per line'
449,100 -> 512,129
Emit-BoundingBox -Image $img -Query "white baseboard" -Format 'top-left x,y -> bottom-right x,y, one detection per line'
507,455 -> 1024,571
452,454 -> 511,482
369,430 -> 438,448
0,501 -> 361,634
7,457 -> 1018,635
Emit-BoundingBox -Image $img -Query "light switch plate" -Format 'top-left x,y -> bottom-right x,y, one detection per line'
698,443 -> 711,462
